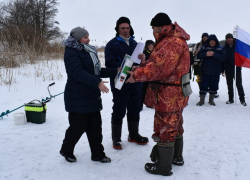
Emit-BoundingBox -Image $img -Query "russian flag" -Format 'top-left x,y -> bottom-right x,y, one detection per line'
235,27 -> 250,68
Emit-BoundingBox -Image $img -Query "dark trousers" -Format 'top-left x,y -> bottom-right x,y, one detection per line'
62,111 -> 105,158
141,82 -> 149,106
200,74 -> 220,95
226,71 -> 245,100
111,86 -> 142,124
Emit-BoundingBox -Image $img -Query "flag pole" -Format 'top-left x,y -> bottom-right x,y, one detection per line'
234,65 -> 237,105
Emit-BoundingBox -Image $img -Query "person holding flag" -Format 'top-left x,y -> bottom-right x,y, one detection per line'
222,33 -> 247,106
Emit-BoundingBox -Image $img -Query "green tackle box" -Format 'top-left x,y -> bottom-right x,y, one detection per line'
25,101 -> 47,124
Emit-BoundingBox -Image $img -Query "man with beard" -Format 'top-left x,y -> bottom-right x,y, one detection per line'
127,13 -> 190,176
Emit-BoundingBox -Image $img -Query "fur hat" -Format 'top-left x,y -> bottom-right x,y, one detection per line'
115,17 -> 134,36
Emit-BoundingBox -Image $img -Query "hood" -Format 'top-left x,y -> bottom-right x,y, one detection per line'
154,22 -> 190,43
144,40 -> 155,51
206,34 -> 220,48
64,36 -> 83,51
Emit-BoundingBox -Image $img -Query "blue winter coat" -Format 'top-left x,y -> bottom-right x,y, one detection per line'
197,35 -> 226,75
64,37 -> 117,114
105,36 -> 142,90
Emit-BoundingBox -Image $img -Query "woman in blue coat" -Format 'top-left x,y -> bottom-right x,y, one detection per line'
60,27 -> 117,163
197,34 -> 226,106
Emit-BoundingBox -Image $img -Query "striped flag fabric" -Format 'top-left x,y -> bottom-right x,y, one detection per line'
235,27 -> 250,68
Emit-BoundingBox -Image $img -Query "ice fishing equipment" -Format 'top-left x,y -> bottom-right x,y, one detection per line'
13,112 -> 26,125
25,100 -> 47,124
0,82 -> 64,119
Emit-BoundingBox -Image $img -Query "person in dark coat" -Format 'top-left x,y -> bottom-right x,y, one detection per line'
141,40 -> 155,110
222,33 -> 247,106
105,17 -> 149,150
60,27 -> 117,163
197,34 -> 226,106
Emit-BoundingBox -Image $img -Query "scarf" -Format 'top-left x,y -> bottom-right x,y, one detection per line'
81,43 -> 101,76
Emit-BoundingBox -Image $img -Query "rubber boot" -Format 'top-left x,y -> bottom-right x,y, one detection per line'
127,121 -> 149,145
172,137 -> 184,166
111,124 -> 123,150
145,145 -> 174,176
196,94 -> 205,106
209,94 -> 216,106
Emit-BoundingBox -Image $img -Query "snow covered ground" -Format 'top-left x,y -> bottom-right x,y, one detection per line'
0,60 -> 250,180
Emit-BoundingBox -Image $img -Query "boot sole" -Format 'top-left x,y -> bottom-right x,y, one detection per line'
113,145 -> 123,150
145,167 -> 173,176
128,139 -> 149,145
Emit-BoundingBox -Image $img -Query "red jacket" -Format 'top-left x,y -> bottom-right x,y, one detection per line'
133,22 -> 190,112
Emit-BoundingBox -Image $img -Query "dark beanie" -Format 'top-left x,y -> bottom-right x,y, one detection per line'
150,13 -> 172,27
115,16 -> 134,36
201,33 -> 209,38
225,33 -> 234,39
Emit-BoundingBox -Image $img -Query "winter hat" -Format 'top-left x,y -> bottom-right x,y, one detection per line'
201,33 -> 209,38
150,13 -> 172,27
70,27 -> 89,42
115,17 -> 134,36
225,33 -> 234,39
145,40 -> 155,47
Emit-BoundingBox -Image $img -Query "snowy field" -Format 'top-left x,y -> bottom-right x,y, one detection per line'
0,59 -> 250,180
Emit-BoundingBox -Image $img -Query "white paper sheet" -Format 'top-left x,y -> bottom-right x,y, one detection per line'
131,42 -> 145,64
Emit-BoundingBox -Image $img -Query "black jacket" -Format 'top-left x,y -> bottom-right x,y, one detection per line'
223,41 -> 242,73
64,37 -> 117,114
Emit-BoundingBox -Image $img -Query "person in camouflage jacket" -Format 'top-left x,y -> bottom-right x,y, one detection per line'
126,13 -> 190,176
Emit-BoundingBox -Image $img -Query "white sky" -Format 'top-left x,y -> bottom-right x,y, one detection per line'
2,0 -> 250,45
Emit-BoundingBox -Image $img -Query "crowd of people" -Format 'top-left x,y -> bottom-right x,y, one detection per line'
58,12 -> 247,177
191,32 -> 247,106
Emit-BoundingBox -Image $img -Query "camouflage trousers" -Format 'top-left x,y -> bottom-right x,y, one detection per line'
152,110 -> 184,142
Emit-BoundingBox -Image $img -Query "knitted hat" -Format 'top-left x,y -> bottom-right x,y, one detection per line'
150,13 -> 172,27
115,17 -> 134,36
70,27 -> 89,41
225,33 -> 234,39
201,33 -> 209,38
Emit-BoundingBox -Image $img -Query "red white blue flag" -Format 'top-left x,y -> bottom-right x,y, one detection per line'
235,27 -> 250,68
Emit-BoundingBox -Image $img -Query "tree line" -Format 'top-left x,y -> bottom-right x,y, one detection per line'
0,0 -> 64,53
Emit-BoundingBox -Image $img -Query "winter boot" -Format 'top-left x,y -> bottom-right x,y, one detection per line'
172,137 -> 184,166
145,145 -> 174,176
111,124 -> 123,150
196,94 -> 206,106
214,94 -> 219,98
209,94 -> 216,106
127,121 -> 149,145
226,99 -> 234,104
91,156 -> 111,163
240,97 -> 247,106
60,146 -> 77,163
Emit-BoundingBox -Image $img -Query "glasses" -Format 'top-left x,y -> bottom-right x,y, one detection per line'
120,27 -> 130,30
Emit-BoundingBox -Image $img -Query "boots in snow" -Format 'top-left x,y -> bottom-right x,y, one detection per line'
209,94 -> 216,106
172,138 -> 184,166
91,156 -> 111,163
112,123 -> 123,150
196,94 -> 206,106
145,145 -> 174,176
127,121 -> 148,145
60,147 -> 77,163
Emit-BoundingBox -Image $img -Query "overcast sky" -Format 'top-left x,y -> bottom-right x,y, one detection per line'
2,0 -> 250,45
